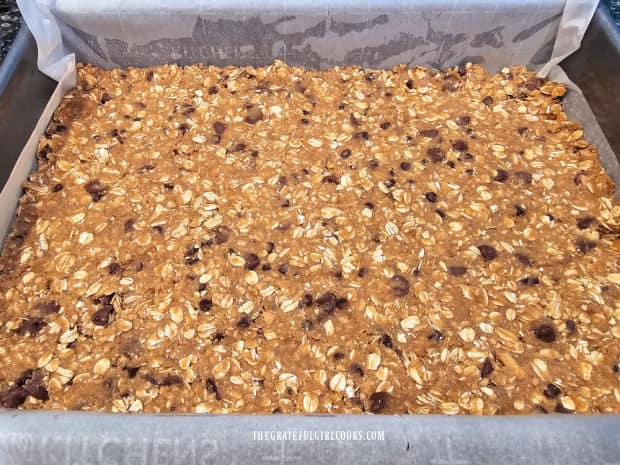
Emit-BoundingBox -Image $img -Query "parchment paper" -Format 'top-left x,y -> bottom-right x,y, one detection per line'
3,0 -> 618,246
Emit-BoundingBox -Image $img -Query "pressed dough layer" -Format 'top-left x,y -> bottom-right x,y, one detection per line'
0,61 -> 619,414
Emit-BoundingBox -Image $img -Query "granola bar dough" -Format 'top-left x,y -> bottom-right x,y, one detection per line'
0,61 -> 619,414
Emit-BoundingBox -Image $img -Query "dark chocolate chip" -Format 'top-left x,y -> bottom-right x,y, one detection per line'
333,352 -> 345,361
427,147 -> 444,163
316,292 -> 337,313
303,319 -> 314,331
576,238 -> 596,253
447,266 -> 467,276
515,253 -> 532,267
514,205 -> 527,217
368,392 -> 390,413
322,175 -> 339,184
277,264 -> 289,275
406,80 -> 414,89
124,366 -> 140,378
380,122 -> 391,130
262,263 -> 272,271
237,315 -> 252,329
480,358 -> 494,378
208,86 -> 218,95
419,129 -> 439,138
160,375 -> 184,387
435,209 -> 446,219
100,92 -> 113,104
35,300 -> 60,315
124,219 -> 135,233
108,262 -> 121,275
199,298 -> 213,312
492,169 -> 509,182
477,245 -> 497,261
244,106 -> 264,124
92,304 -> 114,326
84,179 -> 107,202
300,118 -> 310,125
384,179 -> 396,188
380,334 -> 393,348
206,377 -> 222,400
400,161 -> 411,171
576,216 -> 596,230
213,121 -> 227,136
565,319 -> 577,334
214,227 -> 231,244
524,77 -> 542,91
340,148 -> 352,159
16,318 -> 45,336
358,267 -> 368,278
517,127 -> 528,136
335,298 -> 348,310
244,253 -> 260,270
368,159 -> 379,169
452,140 -> 468,152
52,183 -> 64,192
364,202 -> 374,210
424,192 -> 438,203
301,294 -> 314,307
482,96 -> 494,106
391,274 -> 410,297
456,115 -> 471,126
349,363 -> 364,377
543,383 -> 561,398
152,225 -> 164,235
427,329 -> 444,342
519,276 -> 540,285
534,321 -> 557,343
515,171 -> 532,184
555,403 -> 573,414
0,387 -> 28,408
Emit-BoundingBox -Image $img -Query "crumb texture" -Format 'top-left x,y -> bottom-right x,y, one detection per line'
0,61 -> 619,414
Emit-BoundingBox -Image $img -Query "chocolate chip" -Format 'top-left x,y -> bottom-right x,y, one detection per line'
100,92 -> 113,104
368,159 -> 379,169
316,292 -> 337,313
380,122 -> 391,130
514,205 -> 526,217
237,315 -> 252,329
427,329 -> 444,342
364,202 -> 374,210
300,118 -> 310,125
244,253 -> 260,270
517,276 -> 540,287
555,403 -> 574,414
206,377 -> 222,400
303,319 -> 314,331
612,364 -> 619,373
380,334 -> 393,348
244,105 -> 264,124
322,175 -> 339,184
152,225 -> 164,235
482,96 -> 494,106
424,192 -> 438,203
456,115 -> 471,126
334,270 -> 343,279
38,144 -> 52,161
543,383 -> 561,398
84,179 -> 107,202
406,80 -> 414,89
92,304 -> 114,326
124,219 -> 136,233
452,140 -> 468,152
108,262 -> 121,275
515,171 -> 532,184
391,274 -> 410,297
160,375 -> 183,387
480,358 -> 494,378
358,267 -> 368,278
199,298 -> 213,312
355,131 -> 370,140
16,318 -> 45,336
477,245 -> 498,261
427,147 -> 444,163
349,363 -> 364,377
517,127 -> 528,136
124,366 -> 140,378
576,238 -> 596,253
515,253 -> 532,267
335,298 -> 348,309
0,387 -> 28,408
51,183 -> 64,192
208,86 -> 218,95
340,148 -> 352,159
333,352 -> 345,361
213,121 -> 227,136
447,266 -> 467,276
35,300 -> 60,315
94,293 -> 115,306
384,179 -> 396,188
400,161 -> 411,171
435,209 -> 446,219
420,129 -> 439,138
301,294 -> 314,307
576,216 -> 596,230
277,264 -> 289,275
214,226 -> 231,244
492,169 -> 509,182
565,319 -> 577,334
534,321 -> 557,343
524,77 -> 542,91
262,263 -> 272,271
369,392 -> 390,413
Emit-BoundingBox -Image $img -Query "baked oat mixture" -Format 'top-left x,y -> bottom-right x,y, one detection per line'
0,61 -> 618,414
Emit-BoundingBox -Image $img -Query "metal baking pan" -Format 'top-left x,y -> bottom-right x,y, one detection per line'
0,4 -> 619,465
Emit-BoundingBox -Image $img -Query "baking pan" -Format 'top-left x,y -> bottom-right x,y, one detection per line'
0,3 -> 619,465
